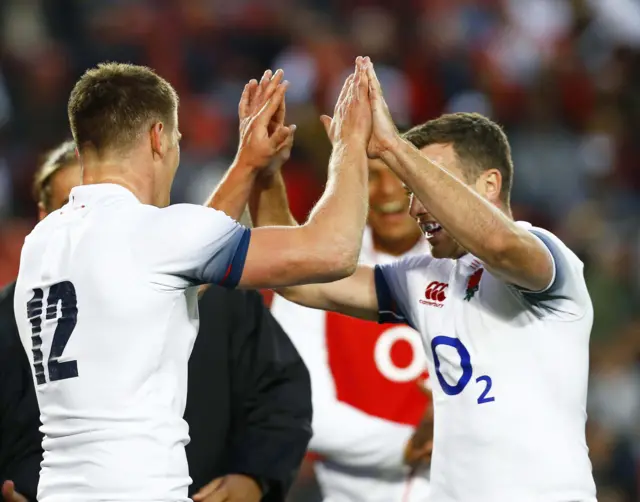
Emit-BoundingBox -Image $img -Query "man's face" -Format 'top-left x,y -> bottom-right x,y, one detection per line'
408,143 -> 470,260
368,159 -> 422,253
38,162 -> 82,220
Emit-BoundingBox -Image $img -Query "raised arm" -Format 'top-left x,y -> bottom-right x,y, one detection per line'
365,63 -> 554,292
207,70 -> 293,221
244,63 -> 378,320
239,141 -> 368,289
248,79 -> 298,228
237,58 -> 372,290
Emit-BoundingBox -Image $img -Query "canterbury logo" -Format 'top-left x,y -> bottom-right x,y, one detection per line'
420,281 -> 448,308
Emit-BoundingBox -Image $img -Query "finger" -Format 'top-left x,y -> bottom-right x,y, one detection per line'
277,124 -> 296,150
366,62 -> 387,111
352,56 -> 365,100
274,92 -> 286,126
193,478 -> 225,501
352,67 -> 362,102
356,59 -> 370,101
336,74 -> 355,122
320,115 -> 332,137
414,439 -> 433,456
256,69 -> 283,113
347,69 -> 359,106
344,73 -> 357,107
335,73 -> 355,113
366,61 -> 382,95
245,79 -> 258,113
1,480 -> 13,498
253,70 -> 271,104
270,125 -> 292,148
258,69 -> 274,98
1,481 -> 26,502
414,441 -> 433,465
408,439 -> 433,464
264,68 -> 284,101
256,81 -> 289,126
202,490 -> 229,502
238,83 -> 251,120
405,446 -> 427,467
417,378 -> 432,398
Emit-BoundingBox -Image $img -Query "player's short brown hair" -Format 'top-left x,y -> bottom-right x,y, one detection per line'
33,140 -> 77,211
402,113 -> 513,204
68,62 -> 178,154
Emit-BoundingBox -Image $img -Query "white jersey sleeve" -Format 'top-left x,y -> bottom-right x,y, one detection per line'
514,227 -> 590,319
374,255 -> 432,330
134,204 -> 251,290
271,294 -> 413,474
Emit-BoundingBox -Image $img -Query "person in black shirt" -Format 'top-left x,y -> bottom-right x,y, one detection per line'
0,141 -> 312,502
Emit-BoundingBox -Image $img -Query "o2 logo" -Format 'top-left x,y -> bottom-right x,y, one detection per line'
374,326 -> 428,383
431,335 -> 495,404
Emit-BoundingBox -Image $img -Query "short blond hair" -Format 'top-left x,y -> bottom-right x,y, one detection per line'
33,140 -> 77,211
68,62 -> 179,154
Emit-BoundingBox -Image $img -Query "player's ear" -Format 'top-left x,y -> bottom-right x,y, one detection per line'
477,169 -> 501,204
149,121 -> 165,158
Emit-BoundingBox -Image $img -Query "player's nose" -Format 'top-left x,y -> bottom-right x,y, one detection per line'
409,194 -> 426,219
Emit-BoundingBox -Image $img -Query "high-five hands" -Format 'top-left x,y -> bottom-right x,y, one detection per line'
320,57 -> 398,157
234,56 -> 395,175
320,56 -> 373,149
242,69 -> 295,176
364,62 -> 399,159
236,69 -> 295,173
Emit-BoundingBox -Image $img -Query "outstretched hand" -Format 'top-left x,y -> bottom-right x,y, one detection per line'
238,69 -> 295,176
320,56 -> 372,149
236,69 -> 295,173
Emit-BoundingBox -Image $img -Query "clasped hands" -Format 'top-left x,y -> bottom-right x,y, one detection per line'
234,56 -> 401,177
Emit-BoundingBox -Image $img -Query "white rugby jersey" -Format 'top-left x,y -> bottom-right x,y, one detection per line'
14,184 -> 250,502
375,223 -> 596,502
272,227 -> 431,502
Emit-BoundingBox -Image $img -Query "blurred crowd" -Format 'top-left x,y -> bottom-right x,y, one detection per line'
0,0 -> 638,500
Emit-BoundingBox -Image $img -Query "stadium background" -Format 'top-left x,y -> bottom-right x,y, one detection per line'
0,0 -> 638,500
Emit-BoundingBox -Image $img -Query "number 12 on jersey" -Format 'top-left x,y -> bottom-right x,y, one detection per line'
26,281 -> 79,385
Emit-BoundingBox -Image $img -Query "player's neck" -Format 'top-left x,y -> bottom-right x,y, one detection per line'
372,232 -> 422,257
80,153 -> 157,206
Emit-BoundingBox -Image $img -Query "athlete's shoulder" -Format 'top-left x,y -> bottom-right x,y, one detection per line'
138,203 -> 238,230
529,225 -> 580,258
514,222 -> 590,319
20,214 -> 57,252
518,222 -> 580,263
